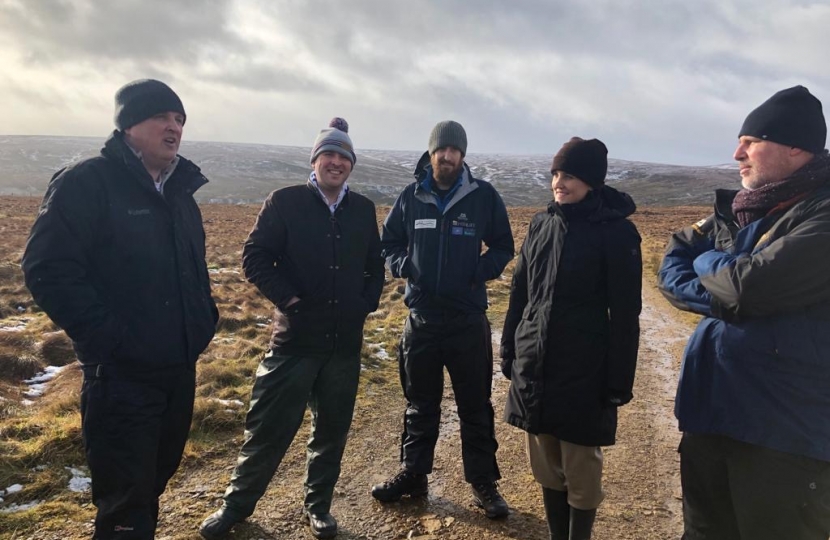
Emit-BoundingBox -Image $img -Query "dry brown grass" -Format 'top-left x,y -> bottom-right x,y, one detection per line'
0,196 -> 706,536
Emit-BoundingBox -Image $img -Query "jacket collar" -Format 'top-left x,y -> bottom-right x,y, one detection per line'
101,130 -> 207,195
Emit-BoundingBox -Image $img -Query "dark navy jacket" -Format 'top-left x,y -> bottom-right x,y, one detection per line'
658,154 -> 830,461
381,152 -> 514,313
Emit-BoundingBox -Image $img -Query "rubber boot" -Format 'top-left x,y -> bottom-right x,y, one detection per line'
542,488 -> 570,540
569,507 -> 597,540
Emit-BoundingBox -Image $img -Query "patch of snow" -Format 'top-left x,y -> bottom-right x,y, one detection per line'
66,467 -> 91,493
24,365 -> 65,385
0,500 -> 42,513
21,365 -> 66,400
4,484 -> 23,494
24,384 -> 47,397
209,398 -> 244,408
208,268 -> 241,274
0,324 -> 27,332
366,343 -> 390,361
0,316 -> 31,331
21,399 -> 35,406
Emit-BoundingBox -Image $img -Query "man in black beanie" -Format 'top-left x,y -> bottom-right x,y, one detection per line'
658,85 -> 830,539
373,120 -> 515,519
22,79 -> 218,539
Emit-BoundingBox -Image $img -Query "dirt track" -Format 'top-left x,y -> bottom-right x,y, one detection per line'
135,283 -> 690,540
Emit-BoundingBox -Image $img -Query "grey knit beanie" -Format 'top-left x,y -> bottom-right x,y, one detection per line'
310,117 -> 356,165
114,79 -> 186,130
428,120 -> 467,156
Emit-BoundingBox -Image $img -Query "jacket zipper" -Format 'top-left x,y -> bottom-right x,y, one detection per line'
435,216 -> 448,294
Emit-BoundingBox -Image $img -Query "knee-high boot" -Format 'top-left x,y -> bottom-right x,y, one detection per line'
542,488 -> 570,540
569,507 -> 597,540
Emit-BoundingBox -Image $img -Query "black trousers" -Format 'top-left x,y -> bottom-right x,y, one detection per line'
680,433 -> 830,540
80,363 -> 195,540
398,311 -> 500,483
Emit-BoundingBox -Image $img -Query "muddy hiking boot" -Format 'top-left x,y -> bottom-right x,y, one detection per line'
198,507 -> 244,540
371,469 -> 428,502
471,481 -> 509,519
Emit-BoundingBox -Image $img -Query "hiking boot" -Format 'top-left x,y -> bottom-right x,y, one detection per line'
471,481 -> 509,519
371,470 -> 428,502
305,511 -> 338,539
198,507 -> 244,540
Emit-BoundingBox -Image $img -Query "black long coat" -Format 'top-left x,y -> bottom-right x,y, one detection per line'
501,187 -> 642,446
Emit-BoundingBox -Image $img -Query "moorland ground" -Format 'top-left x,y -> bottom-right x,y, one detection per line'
0,196 -> 708,539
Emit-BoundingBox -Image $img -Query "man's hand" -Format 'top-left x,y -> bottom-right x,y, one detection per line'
604,389 -> 633,407
500,357 -> 514,380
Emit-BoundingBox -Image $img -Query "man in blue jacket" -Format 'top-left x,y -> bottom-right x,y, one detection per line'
372,120 -> 515,519
23,79 -> 218,540
658,86 -> 830,539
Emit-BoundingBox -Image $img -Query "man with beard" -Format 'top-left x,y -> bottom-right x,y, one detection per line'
372,120 -> 515,519
659,86 -> 830,539
199,118 -> 385,540
22,79 -> 218,539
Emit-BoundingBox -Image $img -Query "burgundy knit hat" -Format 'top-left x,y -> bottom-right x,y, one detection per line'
550,137 -> 608,189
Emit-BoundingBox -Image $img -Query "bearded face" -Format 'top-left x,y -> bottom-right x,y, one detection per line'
430,147 -> 464,187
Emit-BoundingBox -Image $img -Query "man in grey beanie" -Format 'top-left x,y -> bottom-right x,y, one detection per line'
199,118 -> 384,540
22,79 -> 218,539
373,120 -> 515,519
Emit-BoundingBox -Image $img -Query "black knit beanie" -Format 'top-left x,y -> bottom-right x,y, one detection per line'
551,137 -> 608,189
739,85 -> 826,153
428,120 -> 468,156
114,79 -> 186,130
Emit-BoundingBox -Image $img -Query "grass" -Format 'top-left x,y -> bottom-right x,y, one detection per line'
0,197 -> 705,536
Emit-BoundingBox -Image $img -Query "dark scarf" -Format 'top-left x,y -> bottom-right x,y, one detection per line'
732,151 -> 830,227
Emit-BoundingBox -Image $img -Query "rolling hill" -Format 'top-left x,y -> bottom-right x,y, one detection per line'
0,135 -> 739,207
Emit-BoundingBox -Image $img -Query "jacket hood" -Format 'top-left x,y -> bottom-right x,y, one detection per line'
413,150 -> 473,183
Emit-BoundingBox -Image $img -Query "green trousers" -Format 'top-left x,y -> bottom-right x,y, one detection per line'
222,349 -> 361,515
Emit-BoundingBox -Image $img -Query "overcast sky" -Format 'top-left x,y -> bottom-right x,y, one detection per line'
1,0 -> 828,165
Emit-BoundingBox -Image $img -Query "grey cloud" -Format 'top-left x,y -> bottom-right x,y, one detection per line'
0,0 -> 247,65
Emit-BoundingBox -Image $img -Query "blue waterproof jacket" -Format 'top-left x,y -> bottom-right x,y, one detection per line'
658,154 -> 830,461
381,152 -> 514,313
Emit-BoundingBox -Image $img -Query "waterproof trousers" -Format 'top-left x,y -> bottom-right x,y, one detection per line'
398,310 -> 500,483
680,433 -> 830,540
81,363 -> 195,540
222,349 -> 360,516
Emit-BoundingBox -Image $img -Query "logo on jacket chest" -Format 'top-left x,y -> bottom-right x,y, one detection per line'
451,214 -> 476,237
